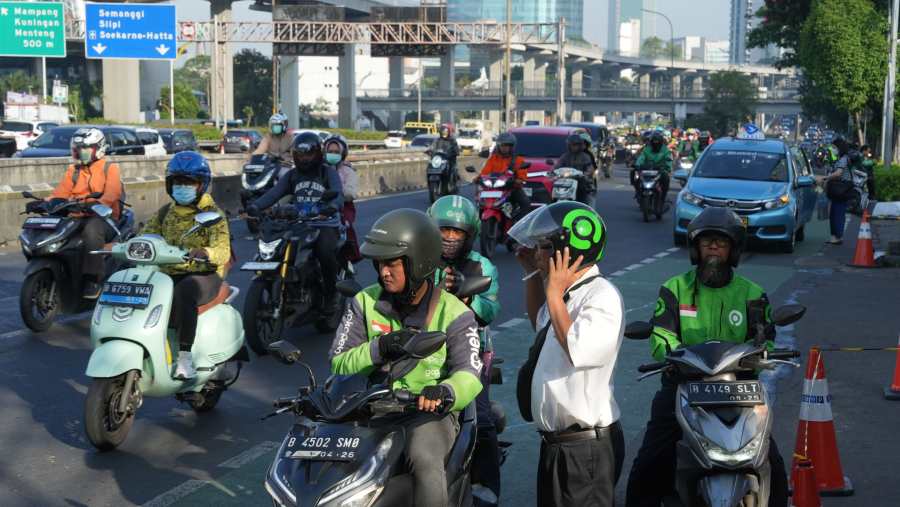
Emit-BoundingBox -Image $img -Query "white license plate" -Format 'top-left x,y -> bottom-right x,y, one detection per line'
523,187 -> 533,197
241,261 -> 280,271
480,190 -> 502,198
23,217 -> 62,229
526,171 -> 548,178
553,186 -> 577,199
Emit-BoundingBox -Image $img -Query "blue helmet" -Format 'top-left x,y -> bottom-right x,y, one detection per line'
166,151 -> 211,196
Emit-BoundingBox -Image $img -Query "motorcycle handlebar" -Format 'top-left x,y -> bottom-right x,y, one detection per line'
768,350 -> 800,360
637,361 -> 667,373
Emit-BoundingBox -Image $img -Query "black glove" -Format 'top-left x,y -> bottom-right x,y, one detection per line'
420,384 -> 452,413
377,328 -> 415,362
25,200 -> 47,214
320,206 -> 337,217
245,204 -> 260,218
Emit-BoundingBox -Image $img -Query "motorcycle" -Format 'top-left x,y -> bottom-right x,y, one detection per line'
241,197 -> 354,355
262,277 -> 492,507
19,191 -> 135,332
599,142 -> 615,178
241,154 -> 290,234
550,166 -> 588,204
426,150 -> 459,203
623,304 -> 806,507
84,212 -> 247,451
636,165 -> 667,222
625,142 -> 643,167
469,168 -> 517,260
847,166 -> 870,216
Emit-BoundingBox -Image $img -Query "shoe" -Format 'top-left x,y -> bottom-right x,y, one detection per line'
82,281 -> 102,300
826,236 -> 843,245
173,351 -> 197,380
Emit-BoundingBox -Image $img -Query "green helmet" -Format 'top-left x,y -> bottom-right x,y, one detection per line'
508,201 -> 607,264
427,195 -> 480,259
361,208 -> 443,293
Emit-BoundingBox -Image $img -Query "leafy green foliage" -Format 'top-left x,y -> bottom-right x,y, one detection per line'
701,71 -> 758,137
748,0 -> 813,68
159,83 -> 200,120
875,164 -> 900,201
175,55 -> 210,97
234,49 -> 273,126
640,37 -> 682,60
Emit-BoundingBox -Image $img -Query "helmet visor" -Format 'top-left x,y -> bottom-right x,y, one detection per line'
507,206 -> 562,249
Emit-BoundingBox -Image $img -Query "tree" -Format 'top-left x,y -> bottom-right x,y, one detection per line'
641,37 -> 665,59
242,105 -> 254,127
748,0 -> 813,68
0,71 -> 41,101
159,83 -> 200,119
234,49 -> 273,125
701,71 -> 758,137
175,55 -> 211,97
312,96 -> 332,115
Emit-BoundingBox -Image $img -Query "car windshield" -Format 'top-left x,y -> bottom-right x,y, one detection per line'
459,129 -> 480,139
693,150 -> 789,182
411,136 -> 434,147
387,131 -> 403,138
405,127 -> 431,139
1,121 -> 32,132
513,132 -> 569,158
31,128 -> 76,149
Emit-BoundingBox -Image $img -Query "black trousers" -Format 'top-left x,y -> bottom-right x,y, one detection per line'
170,273 -> 222,351
314,226 -> 340,298
81,217 -> 115,278
537,421 -> 625,507
510,186 -> 532,220
472,352 -> 501,503
625,380 -> 788,507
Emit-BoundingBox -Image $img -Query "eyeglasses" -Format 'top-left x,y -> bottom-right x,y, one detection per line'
698,237 -> 730,248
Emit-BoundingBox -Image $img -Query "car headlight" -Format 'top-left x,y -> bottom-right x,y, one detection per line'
258,238 -> 283,261
698,432 -> 764,466
682,191 -> 704,206
317,433 -> 395,506
763,194 -> 791,210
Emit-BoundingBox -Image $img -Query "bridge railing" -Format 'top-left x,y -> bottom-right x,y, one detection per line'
358,85 -> 801,101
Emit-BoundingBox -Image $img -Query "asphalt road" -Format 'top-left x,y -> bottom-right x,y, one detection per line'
0,164 -> 894,506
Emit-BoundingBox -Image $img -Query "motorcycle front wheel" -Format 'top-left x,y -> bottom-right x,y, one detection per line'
84,375 -> 136,451
480,217 -> 499,259
428,181 -> 440,203
243,278 -> 285,356
19,269 -> 60,332
641,195 -> 652,222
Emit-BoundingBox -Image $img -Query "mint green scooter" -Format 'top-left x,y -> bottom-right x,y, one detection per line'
83,212 -> 247,451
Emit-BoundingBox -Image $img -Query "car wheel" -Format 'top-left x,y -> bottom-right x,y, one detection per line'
779,235 -> 796,254
795,225 -> 805,242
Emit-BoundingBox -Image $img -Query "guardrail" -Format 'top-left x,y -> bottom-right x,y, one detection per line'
359,86 -> 802,101
197,139 -> 400,153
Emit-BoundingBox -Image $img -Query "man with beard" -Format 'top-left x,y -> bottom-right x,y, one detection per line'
624,207 -> 788,507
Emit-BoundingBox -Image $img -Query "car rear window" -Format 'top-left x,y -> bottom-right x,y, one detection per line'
411,136 -> 435,147
31,128 -> 75,149
138,132 -> 159,145
513,132 -> 569,158
693,150 -> 789,182
2,121 -> 33,132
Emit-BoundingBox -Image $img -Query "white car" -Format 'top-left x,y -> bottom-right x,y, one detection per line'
384,130 -> 404,149
135,128 -> 168,157
0,120 -> 59,151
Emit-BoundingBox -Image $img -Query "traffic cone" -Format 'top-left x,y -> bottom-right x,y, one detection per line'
790,459 -> 821,507
849,210 -> 875,267
884,334 -> 900,400
792,348 -> 854,496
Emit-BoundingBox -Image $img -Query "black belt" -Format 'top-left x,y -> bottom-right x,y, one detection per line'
539,422 -> 619,444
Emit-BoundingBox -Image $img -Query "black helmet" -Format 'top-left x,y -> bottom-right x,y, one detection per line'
566,133 -> 585,150
291,131 -> 324,172
831,135 -> 849,156
361,209 -> 443,296
687,207 -> 746,267
496,132 -> 517,148
508,201 -> 608,265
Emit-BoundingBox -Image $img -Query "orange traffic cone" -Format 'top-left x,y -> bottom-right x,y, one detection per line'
792,348 -> 854,496
790,459 -> 821,507
885,334 -> 900,400
849,210 -> 875,267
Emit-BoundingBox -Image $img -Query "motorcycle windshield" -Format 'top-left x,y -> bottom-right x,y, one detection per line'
507,206 -> 563,249
670,341 -> 763,376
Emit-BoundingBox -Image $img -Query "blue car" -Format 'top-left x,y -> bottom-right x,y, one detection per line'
673,137 -> 818,253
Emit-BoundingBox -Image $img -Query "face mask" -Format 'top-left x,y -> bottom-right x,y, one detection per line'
171,185 -> 197,205
441,237 -> 465,260
325,153 -> 342,165
271,124 -> 284,135
77,148 -> 93,165
697,255 -> 733,289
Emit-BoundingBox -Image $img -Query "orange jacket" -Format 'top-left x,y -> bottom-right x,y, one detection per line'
481,153 -> 528,181
50,159 -> 123,219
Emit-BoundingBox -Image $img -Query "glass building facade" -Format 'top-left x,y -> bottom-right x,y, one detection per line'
447,0 -> 584,40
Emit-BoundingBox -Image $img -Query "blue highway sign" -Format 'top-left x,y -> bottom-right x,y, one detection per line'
84,2 -> 176,60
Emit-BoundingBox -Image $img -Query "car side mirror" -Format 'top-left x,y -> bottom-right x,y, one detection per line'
465,165 -> 477,173
403,331 -> 447,359
624,321 -> 653,340
796,176 -> 815,188
772,304 -> 806,327
268,340 -> 303,365
673,169 -> 689,183
454,276 -> 491,299
336,279 -> 362,298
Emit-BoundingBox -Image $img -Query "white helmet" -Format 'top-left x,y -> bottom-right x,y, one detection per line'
70,128 -> 108,163
269,113 -> 288,127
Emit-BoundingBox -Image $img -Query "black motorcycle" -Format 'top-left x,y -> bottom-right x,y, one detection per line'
599,141 -> 615,179
241,154 -> 290,234
262,276 -> 492,507
18,191 -> 135,331
635,164 -> 668,222
426,150 -> 459,203
241,199 -> 353,354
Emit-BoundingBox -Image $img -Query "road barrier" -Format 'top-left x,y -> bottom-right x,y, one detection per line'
885,335 -> 900,400
790,459 -> 821,507
850,210 -> 876,267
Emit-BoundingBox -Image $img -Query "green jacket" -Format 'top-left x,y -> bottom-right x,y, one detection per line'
329,283 -> 483,412
636,145 -> 673,173
676,140 -> 701,161
434,250 -> 500,328
650,270 -> 775,362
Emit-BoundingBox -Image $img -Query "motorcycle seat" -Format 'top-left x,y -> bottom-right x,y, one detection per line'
199,283 -> 231,315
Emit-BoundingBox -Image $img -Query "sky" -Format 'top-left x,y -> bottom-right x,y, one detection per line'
584,0 -> 732,46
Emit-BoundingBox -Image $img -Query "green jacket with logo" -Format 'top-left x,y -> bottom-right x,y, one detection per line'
650,270 -> 775,362
635,145 -> 673,173
676,140 -> 701,161
329,283 -> 483,412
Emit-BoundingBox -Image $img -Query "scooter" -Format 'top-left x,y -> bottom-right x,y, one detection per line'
241,154 -> 290,234
599,142 -> 615,178
846,166 -> 870,216
550,166 -> 589,204
470,168 -> 517,260
624,304 -> 806,507
636,164 -> 667,222
426,150 -> 459,203
262,277 -> 491,507
19,191 -> 135,332
83,212 -> 247,451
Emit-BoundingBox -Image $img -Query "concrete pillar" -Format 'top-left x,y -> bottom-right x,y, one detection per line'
338,44 -> 359,129
639,73 -> 651,98
568,67 -> 584,122
439,47 -> 455,125
671,73 -> 682,98
388,56 -> 404,129
692,75 -> 704,97
140,61 -> 169,115
210,0 -> 234,121
523,52 -> 548,124
487,50 -> 504,131
102,60 -> 141,123
278,56 -> 299,128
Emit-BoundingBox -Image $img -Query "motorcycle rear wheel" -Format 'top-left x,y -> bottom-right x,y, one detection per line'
20,270 -> 60,332
84,375 -> 136,451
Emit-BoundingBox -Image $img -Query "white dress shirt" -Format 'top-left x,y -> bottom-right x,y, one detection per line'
530,265 -> 624,432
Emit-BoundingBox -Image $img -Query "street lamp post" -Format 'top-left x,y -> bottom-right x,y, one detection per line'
642,8 -> 676,127
504,0 -> 512,130
882,0 -> 899,164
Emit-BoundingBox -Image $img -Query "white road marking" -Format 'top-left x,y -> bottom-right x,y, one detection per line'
640,257 -> 657,264
0,315 -> 89,342
667,247 -> 681,252
654,252 -> 671,258
624,264 -> 643,271
141,480 -> 208,507
218,441 -> 280,469
498,318 -> 527,329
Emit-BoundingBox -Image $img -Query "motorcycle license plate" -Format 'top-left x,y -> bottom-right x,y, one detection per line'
244,165 -> 264,174
98,283 -> 153,309
522,187 -> 533,197
284,432 -> 362,462
552,179 -> 578,199
686,381 -> 763,406
240,261 -> 280,271
480,190 -> 502,198
23,217 -> 61,229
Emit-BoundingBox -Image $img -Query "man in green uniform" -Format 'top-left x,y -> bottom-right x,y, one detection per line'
633,132 -> 673,200
624,207 -> 788,507
329,208 -> 482,507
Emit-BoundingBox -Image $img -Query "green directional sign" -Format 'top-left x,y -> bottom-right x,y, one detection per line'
0,1 -> 66,57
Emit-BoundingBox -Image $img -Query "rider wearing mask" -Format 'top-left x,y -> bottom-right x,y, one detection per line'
624,207 -> 788,507
330,208 -> 482,507
427,195 -> 502,505
633,132 -> 672,200
481,132 -> 532,218
431,123 -> 461,174
31,128 -> 123,299
324,134 -> 362,264
677,129 -> 701,161
246,132 -> 344,317
142,152 -> 232,380
253,113 -> 292,164
556,133 -> 598,203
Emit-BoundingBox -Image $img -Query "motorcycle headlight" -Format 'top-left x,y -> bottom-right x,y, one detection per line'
680,160 -> 694,169
698,431 -> 764,466
763,194 -> 790,210
682,191 -> 704,206
258,238 -> 283,261
317,433 -> 395,506
44,240 -> 64,253
431,155 -> 443,167
126,240 -> 155,261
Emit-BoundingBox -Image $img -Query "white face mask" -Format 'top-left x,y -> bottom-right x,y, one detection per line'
77,148 -> 93,164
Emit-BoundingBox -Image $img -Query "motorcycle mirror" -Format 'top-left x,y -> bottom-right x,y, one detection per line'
772,304 -> 806,327
454,276 -> 491,299
321,190 -> 338,201
403,331 -> 447,359
465,165 -> 477,173
87,191 -> 104,199
336,279 -> 362,298
21,191 -> 36,200
91,203 -> 113,218
194,211 -> 224,228
624,321 -> 654,340
268,340 -> 303,365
